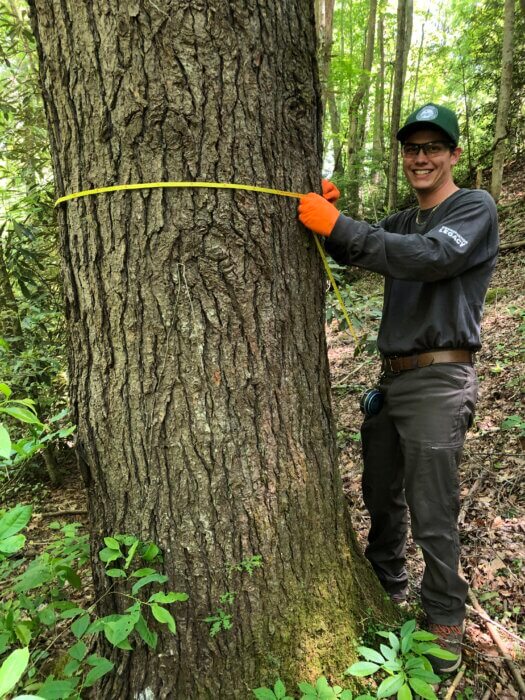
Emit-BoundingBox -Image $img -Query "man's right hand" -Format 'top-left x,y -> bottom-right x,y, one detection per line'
298,193 -> 340,237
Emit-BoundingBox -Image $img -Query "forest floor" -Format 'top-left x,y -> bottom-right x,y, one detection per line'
3,164 -> 524,699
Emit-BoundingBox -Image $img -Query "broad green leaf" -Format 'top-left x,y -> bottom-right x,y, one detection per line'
400,620 -> 416,638
83,657 -> 114,688
151,604 -> 176,634
388,632 -> 400,652
0,405 -> 42,426
0,383 -> 12,398
15,623 -> 32,646
346,661 -> 380,677
397,683 -> 412,700
0,504 -> 32,540
356,645 -> 384,664
380,643 -> 397,662
63,658 -> 81,676
0,423 -> 11,459
103,537 -> 121,550
253,689 -> 277,700
59,607 -> 84,619
37,606 -> 55,626
130,567 -> 157,578
141,542 -> 160,561
408,678 -> 438,700
423,645 -> 458,660
104,615 -> 136,646
377,673 -> 404,698
131,573 -> 168,595
408,669 -> 441,684
412,631 -> 437,641
58,566 -> 81,588
134,614 -> 158,649
148,592 -> 188,604
124,539 -> 139,569
68,640 -> 87,661
0,647 -> 29,697
11,695 -> 47,699
71,614 -> 90,639
405,657 -> 425,671
340,692 -> 353,700
401,632 -> 412,654
274,679 -> 286,699
0,633 -> 10,655
0,534 -> 26,554
99,547 -> 122,564
382,660 -> 402,673
106,568 -> 127,578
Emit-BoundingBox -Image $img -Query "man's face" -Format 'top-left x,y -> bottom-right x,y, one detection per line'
401,127 -> 462,195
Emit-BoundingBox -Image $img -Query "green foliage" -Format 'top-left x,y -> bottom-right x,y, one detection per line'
205,555 -> 264,637
500,415 -> 525,437
253,676 -> 374,700
346,619 -> 457,699
0,505 -> 188,698
0,385 -> 75,483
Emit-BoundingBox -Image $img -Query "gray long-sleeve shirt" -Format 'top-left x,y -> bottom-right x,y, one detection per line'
324,188 -> 499,356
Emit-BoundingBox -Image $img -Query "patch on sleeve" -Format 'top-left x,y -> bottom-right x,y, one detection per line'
439,225 -> 468,248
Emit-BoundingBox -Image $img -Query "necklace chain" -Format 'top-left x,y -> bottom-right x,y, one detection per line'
416,202 -> 440,225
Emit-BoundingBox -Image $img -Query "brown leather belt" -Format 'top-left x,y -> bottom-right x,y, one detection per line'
382,349 -> 474,373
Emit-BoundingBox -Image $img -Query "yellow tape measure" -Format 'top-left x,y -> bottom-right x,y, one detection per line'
55,181 -> 358,343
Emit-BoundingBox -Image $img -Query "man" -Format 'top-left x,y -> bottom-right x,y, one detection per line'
298,103 -> 499,674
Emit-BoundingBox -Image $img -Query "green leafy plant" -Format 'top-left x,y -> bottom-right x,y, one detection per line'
346,619 -> 457,699
206,556 -> 263,637
253,676 -> 374,700
500,415 -> 525,438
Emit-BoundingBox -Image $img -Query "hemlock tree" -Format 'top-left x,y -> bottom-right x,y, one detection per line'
28,1 -> 387,696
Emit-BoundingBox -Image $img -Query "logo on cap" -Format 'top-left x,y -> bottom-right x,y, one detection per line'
416,105 -> 439,121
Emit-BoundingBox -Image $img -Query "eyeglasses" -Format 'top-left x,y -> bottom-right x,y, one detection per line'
401,141 -> 454,157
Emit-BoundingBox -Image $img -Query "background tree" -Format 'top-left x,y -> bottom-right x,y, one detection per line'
27,0 -> 386,697
490,0 -> 515,201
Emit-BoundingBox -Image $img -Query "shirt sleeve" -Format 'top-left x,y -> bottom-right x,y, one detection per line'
324,193 -> 498,282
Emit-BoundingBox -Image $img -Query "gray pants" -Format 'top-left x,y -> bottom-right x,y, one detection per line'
361,363 -> 478,624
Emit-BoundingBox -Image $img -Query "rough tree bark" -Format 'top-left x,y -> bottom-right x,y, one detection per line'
28,1 -> 387,697
490,0 -> 515,201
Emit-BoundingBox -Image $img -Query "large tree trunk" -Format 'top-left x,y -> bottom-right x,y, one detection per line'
28,1 -> 386,697
490,0 -> 515,201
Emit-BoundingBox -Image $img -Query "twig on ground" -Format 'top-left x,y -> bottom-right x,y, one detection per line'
444,664 -> 466,700
466,604 -> 525,647
481,690 -> 491,700
37,509 -> 87,517
467,589 -> 525,696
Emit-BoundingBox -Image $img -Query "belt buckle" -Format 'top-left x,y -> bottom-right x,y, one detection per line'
384,356 -> 400,375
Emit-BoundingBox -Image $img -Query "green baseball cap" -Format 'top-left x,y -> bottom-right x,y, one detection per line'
397,103 -> 460,146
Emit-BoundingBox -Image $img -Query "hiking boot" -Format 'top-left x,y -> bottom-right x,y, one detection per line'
427,621 -> 464,674
389,590 -> 408,605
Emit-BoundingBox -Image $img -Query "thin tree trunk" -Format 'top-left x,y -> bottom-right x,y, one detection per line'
346,0 -> 378,216
490,0 -> 515,201
28,1 -> 387,697
411,8 -> 429,112
387,0 -> 413,211
318,0 -> 335,108
0,236 -> 23,346
371,15 -> 385,185
461,62 -> 473,178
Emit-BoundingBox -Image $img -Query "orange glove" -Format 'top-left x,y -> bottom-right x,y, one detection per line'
322,179 -> 340,203
298,192 -> 340,236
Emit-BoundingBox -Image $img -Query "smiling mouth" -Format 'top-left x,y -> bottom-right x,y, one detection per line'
413,169 -> 433,175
